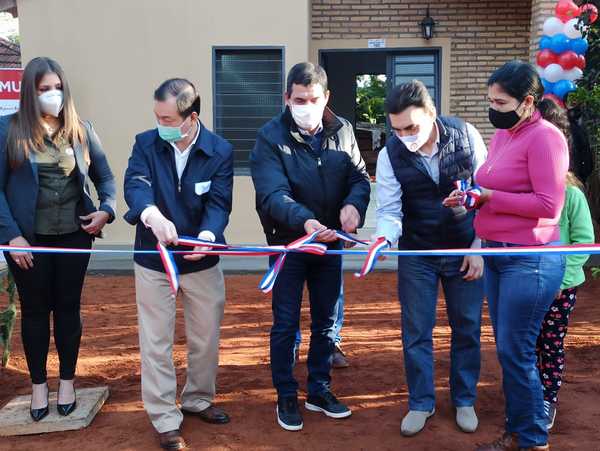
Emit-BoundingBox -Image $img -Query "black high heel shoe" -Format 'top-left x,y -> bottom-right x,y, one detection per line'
57,382 -> 77,417
30,385 -> 49,422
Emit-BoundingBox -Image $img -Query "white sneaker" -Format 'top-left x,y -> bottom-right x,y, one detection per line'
400,408 -> 435,436
456,406 -> 478,433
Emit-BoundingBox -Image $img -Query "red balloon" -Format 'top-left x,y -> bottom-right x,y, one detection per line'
558,51 -> 579,70
536,49 -> 558,68
543,94 -> 566,109
575,54 -> 586,69
556,0 -> 580,22
581,4 -> 599,24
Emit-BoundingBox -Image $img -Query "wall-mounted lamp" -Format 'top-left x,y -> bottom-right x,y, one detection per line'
420,6 -> 436,40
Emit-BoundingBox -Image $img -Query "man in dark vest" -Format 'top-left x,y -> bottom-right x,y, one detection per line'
373,80 -> 486,437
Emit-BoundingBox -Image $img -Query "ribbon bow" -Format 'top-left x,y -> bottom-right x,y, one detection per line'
157,230 -> 372,296
454,180 -> 482,210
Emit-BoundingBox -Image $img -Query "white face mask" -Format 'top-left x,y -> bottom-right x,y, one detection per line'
38,90 -> 64,117
290,102 -> 325,132
395,119 -> 434,152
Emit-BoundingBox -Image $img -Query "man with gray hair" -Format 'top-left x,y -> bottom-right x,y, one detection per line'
124,78 -> 233,450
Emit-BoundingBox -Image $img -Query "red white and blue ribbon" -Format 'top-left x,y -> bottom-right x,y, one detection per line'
4,240 -> 600,297
157,242 -> 180,295
258,230 -> 328,293
454,180 -> 482,210
354,236 -> 389,278
258,253 -> 287,294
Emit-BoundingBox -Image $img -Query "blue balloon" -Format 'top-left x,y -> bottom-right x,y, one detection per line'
571,38 -> 589,55
550,34 -> 571,54
540,35 -> 552,51
542,79 -> 555,95
553,79 -> 576,99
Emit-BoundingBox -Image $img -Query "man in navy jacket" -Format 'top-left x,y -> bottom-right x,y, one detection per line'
251,62 -> 370,431
124,78 -> 233,451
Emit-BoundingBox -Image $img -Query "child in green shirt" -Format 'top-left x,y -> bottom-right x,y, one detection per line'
536,99 -> 595,431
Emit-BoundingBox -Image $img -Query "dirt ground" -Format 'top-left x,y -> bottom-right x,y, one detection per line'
1,270 -> 600,451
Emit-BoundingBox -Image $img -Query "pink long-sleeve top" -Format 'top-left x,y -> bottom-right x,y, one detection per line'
474,110 -> 569,245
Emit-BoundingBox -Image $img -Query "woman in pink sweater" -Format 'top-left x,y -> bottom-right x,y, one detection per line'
448,61 -> 568,451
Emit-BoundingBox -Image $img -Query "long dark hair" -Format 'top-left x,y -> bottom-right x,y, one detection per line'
538,98 -> 571,143
7,57 -> 87,169
487,60 -> 544,106
537,97 -> 583,189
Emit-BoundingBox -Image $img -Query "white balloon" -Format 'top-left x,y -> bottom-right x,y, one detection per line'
543,17 -> 565,36
564,18 -> 583,39
536,65 -> 546,79
544,63 -> 565,83
565,67 -> 584,81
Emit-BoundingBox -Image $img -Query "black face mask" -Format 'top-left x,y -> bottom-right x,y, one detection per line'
488,107 -> 521,130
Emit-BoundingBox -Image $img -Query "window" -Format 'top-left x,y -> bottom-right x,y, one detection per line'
392,52 -> 440,112
213,47 -> 284,171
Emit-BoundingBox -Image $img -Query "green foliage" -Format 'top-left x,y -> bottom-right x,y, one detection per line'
356,75 -> 386,125
570,83 -> 600,145
569,2 -> 600,226
0,270 -> 17,367
569,1 -> 600,161
6,34 -> 19,45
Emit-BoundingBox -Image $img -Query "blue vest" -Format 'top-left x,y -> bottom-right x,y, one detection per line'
386,116 -> 476,250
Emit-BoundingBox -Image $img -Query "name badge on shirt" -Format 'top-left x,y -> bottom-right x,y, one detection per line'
195,181 -> 212,195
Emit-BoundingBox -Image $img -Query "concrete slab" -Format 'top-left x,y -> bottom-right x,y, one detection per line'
0,386 -> 109,436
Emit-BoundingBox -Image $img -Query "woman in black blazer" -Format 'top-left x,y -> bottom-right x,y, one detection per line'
0,57 -> 116,421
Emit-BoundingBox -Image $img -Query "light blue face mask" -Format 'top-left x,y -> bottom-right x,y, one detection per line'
157,117 -> 190,142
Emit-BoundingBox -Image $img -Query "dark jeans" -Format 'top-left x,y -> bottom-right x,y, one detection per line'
295,267 -> 344,347
484,240 -> 565,448
270,249 -> 342,397
397,255 -> 484,411
5,229 -> 92,384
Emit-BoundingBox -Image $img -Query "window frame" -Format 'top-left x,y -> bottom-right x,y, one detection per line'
212,46 -> 286,175
387,49 -> 441,113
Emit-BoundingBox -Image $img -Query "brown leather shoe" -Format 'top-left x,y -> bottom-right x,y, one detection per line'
181,405 -> 230,424
158,429 -> 187,450
332,344 -> 350,369
475,433 -> 549,451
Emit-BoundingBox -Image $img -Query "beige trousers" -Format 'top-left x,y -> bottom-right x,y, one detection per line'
134,263 -> 226,433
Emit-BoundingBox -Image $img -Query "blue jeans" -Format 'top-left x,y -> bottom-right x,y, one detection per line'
295,272 -> 344,347
270,249 -> 341,397
397,255 -> 484,411
484,241 -> 565,448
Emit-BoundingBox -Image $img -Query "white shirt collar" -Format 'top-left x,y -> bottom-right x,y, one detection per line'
170,119 -> 201,155
170,120 -> 201,179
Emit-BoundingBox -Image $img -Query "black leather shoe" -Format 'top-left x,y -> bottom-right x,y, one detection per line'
181,405 -> 230,424
159,429 -> 187,450
57,383 -> 77,416
30,404 -> 49,422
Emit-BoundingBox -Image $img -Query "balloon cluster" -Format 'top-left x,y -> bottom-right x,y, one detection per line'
536,0 -> 598,106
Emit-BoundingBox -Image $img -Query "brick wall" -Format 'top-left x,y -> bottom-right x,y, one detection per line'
529,0 -> 560,60
312,0 -> 534,140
